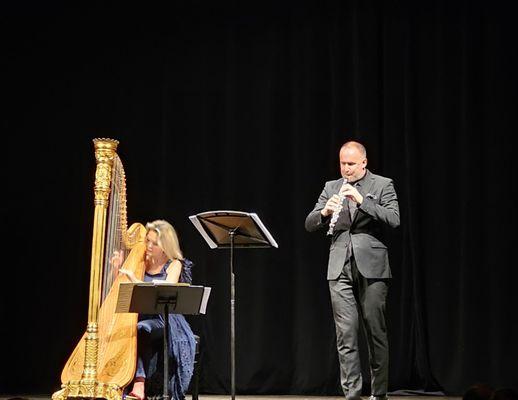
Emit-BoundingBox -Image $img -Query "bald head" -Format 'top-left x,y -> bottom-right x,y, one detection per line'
341,141 -> 367,158
339,141 -> 367,182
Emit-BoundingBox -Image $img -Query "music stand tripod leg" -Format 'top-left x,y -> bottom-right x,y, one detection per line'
163,303 -> 170,400
230,229 -> 236,400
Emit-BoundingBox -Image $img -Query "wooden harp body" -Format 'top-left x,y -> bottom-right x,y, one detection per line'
53,139 -> 146,400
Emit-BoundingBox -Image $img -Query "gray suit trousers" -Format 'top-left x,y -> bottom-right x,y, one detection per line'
329,257 -> 389,398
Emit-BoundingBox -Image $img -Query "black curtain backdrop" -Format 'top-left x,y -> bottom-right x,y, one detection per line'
1,0 -> 517,396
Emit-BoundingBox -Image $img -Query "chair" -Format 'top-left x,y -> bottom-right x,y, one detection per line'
139,333 -> 201,400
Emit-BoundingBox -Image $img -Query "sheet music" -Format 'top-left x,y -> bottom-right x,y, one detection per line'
117,282 -> 210,315
116,282 -> 136,313
199,287 -> 212,314
189,214 -> 218,248
189,210 -> 279,249
249,213 -> 279,248
151,280 -> 190,286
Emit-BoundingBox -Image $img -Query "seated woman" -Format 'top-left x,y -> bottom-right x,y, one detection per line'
119,219 -> 196,400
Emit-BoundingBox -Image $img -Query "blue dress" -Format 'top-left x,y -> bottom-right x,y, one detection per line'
134,259 -> 196,400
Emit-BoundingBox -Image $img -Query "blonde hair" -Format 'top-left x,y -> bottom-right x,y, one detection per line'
145,219 -> 183,261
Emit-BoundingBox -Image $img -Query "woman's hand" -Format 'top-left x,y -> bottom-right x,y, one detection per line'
110,250 -> 125,269
119,268 -> 138,283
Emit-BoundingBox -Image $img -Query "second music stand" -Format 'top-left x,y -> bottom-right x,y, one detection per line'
189,210 -> 278,400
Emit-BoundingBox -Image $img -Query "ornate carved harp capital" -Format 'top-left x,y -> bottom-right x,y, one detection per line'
93,138 -> 119,207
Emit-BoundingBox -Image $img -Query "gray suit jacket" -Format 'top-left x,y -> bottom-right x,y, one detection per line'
305,170 -> 400,280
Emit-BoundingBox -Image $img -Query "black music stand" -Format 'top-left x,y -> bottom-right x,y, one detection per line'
189,210 -> 278,400
116,282 -> 210,400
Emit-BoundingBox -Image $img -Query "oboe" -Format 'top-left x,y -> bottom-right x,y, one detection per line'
327,179 -> 348,236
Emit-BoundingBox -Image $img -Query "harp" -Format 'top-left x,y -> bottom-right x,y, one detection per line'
53,138 -> 147,400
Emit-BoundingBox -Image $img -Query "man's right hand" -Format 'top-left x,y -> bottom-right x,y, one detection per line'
321,194 -> 343,217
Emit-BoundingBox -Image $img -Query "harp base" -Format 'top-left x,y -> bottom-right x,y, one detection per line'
52,380 -> 123,400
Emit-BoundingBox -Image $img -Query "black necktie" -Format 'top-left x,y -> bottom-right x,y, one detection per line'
348,182 -> 359,220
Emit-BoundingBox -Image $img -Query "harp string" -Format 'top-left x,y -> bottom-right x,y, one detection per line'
101,155 -> 127,304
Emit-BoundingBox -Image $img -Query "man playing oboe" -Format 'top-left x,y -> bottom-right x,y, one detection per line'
305,141 -> 400,400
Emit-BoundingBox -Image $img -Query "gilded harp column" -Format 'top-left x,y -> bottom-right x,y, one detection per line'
52,138 -> 122,400
82,138 -> 119,382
